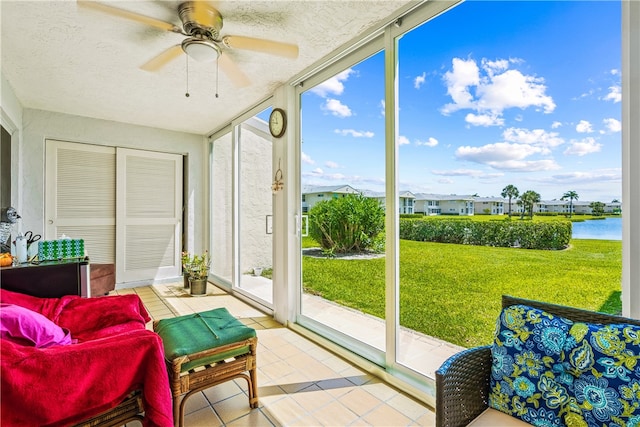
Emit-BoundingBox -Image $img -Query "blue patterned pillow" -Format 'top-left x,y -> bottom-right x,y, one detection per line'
563,322 -> 640,426
489,304 -> 574,425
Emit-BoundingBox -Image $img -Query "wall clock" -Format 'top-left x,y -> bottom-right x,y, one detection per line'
269,108 -> 287,138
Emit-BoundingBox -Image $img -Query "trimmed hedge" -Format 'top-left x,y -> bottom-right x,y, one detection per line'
399,218 -> 571,250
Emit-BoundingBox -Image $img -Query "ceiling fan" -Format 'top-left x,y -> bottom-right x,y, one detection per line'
77,1 -> 299,88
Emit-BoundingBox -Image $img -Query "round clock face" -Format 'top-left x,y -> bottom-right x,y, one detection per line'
269,108 -> 287,138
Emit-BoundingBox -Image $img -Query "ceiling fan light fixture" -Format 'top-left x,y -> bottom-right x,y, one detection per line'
181,37 -> 220,62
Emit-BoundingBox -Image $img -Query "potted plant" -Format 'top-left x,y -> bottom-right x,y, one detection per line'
187,251 -> 210,296
181,251 -> 193,288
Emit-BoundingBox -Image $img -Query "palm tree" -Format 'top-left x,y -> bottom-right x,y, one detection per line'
501,185 -> 519,217
519,190 -> 541,219
561,190 -> 579,218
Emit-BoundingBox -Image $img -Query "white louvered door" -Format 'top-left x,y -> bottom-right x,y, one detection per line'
116,148 -> 182,282
45,140 -> 116,263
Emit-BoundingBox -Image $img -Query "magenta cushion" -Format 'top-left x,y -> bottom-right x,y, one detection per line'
0,303 -> 73,347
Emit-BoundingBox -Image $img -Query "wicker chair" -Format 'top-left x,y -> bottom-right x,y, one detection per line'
72,391 -> 144,427
435,295 -> 640,427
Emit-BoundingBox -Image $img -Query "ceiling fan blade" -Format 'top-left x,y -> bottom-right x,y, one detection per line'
141,45 -> 184,72
77,1 -> 181,33
222,36 -> 299,59
218,53 -> 251,88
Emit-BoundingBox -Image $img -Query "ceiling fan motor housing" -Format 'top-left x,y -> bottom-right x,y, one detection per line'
179,1 -> 223,39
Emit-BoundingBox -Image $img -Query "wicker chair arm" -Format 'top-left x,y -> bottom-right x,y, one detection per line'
435,345 -> 492,427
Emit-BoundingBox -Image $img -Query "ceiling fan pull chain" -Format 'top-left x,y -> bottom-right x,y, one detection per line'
185,55 -> 190,98
215,59 -> 219,98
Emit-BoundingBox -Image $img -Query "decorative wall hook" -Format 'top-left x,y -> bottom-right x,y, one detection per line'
272,159 -> 284,194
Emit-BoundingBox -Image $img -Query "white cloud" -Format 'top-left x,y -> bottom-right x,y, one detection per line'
481,58 -> 510,77
576,120 -> 593,133
310,167 -> 324,175
442,58 -> 480,112
603,118 -> 621,133
301,152 -> 315,165
563,137 -> 602,156
432,169 -> 486,177
325,161 -> 339,169
397,135 -> 411,146
465,113 -> 504,127
322,98 -> 352,118
416,137 -> 439,147
414,72 -> 426,89
502,127 -> 564,154
455,142 -> 560,171
551,121 -> 563,129
532,168 -> 621,184
438,178 -> 454,184
603,85 -> 621,103
441,58 -> 555,118
380,99 -> 385,116
310,68 -> 354,97
610,69 -> 620,76
334,129 -> 374,138
456,142 -> 541,162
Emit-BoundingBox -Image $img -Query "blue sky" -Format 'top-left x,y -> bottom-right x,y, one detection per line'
300,1 -> 621,203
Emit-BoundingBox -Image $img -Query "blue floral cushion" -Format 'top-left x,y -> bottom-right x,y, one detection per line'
489,304 -> 640,427
489,304 -> 573,425
563,322 -> 640,426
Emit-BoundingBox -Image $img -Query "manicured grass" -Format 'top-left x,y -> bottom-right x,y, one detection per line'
303,238 -> 622,348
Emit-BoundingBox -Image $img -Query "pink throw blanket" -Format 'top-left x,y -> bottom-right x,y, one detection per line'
0,289 -> 173,427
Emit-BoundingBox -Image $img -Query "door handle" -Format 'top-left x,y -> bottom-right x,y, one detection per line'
48,220 -> 53,224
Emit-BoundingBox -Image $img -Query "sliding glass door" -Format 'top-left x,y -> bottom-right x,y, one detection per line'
210,104 -> 274,307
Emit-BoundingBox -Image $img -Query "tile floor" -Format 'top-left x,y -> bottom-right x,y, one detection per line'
116,282 -> 437,427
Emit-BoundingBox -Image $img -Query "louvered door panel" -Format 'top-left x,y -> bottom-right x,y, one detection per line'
45,140 -> 116,263
116,148 -> 182,282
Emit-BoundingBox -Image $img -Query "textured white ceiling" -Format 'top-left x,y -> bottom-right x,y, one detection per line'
1,0 -> 411,135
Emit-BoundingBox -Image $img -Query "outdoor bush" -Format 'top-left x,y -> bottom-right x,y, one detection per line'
308,194 -> 385,253
399,218 -> 571,249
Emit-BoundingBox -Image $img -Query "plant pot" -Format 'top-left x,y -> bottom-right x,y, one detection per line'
189,278 -> 207,296
253,267 -> 263,277
183,273 -> 190,288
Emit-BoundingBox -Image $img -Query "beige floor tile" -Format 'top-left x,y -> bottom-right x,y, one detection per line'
212,393 -> 257,424
261,396 -> 307,426
361,402 -> 412,426
339,387 -> 384,417
386,393 -> 430,421
413,409 -> 436,426
203,380 -> 245,405
289,384 -> 335,413
310,400 -> 359,426
316,377 -> 358,399
360,379 -> 401,402
226,409 -> 276,427
183,406 -> 223,427
183,391 -> 211,415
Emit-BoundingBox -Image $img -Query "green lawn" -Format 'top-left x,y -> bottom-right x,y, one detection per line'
302,238 -> 622,348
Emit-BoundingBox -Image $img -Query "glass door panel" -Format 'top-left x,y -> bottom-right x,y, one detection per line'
396,1 -> 622,379
299,51 -> 387,358
210,132 -> 233,283
238,109 -> 274,305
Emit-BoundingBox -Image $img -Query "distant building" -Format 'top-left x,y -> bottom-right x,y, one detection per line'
414,194 -> 475,216
301,185 -> 360,213
361,190 -> 416,214
301,185 -> 621,217
473,197 -> 505,215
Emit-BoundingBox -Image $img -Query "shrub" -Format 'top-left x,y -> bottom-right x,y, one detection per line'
399,218 -> 571,250
308,194 -> 385,253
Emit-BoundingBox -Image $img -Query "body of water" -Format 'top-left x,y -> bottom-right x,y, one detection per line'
572,217 -> 622,240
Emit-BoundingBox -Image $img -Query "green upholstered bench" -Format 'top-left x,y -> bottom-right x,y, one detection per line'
154,308 -> 258,427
